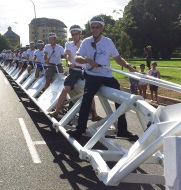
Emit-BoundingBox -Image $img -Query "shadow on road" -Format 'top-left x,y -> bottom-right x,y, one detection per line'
4,69 -> 165,190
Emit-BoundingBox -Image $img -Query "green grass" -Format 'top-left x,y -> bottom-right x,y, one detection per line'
127,58 -> 181,68
110,58 -> 181,85
63,58 -> 181,85
62,58 -> 181,99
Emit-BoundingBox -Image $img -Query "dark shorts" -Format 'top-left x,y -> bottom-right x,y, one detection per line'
149,84 -> 158,91
22,61 -> 28,69
84,72 -> 120,90
130,85 -> 138,94
146,59 -> 151,68
64,68 -> 84,89
28,61 -> 34,68
45,64 -> 63,77
36,63 -> 46,72
6,59 -> 13,63
15,60 -> 19,68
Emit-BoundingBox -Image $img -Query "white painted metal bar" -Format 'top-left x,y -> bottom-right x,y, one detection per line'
103,66 -> 181,93
12,69 -> 21,79
21,70 -> 36,89
10,67 -> 20,77
7,65 -> 16,75
133,71 -> 181,88
26,74 -> 46,97
104,120 -> 181,186
164,137 -> 181,190
3,62 -> 181,187
121,173 -> 165,184
16,70 -> 29,84
84,101 -> 129,150
36,74 -> 65,112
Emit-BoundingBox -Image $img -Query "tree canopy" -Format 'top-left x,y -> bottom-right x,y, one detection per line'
78,1 -> 181,59
122,0 -> 181,59
82,14 -> 132,56
0,34 -> 11,52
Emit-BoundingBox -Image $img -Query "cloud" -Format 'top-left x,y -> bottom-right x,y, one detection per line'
0,0 -> 130,45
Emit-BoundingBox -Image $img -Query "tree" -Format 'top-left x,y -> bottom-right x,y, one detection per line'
122,0 -> 181,59
81,14 -> 133,56
119,31 -> 132,57
56,35 -> 66,47
0,34 -> 11,51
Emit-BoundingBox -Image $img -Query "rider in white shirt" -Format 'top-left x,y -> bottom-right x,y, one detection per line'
67,16 -> 138,141
33,40 -> 45,79
43,32 -> 65,90
48,25 -> 102,121
27,41 -> 36,73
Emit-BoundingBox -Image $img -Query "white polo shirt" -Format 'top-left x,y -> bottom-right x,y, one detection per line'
22,51 -> 27,61
34,49 -> 45,65
76,36 -> 119,77
65,41 -> 86,69
44,44 -> 64,65
27,49 -> 36,61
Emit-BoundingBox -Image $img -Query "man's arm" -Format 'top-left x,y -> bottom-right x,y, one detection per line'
75,54 -> 99,68
27,54 -> 30,61
114,56 -> 136,72
44,51 -> 49,64
66,50 -> 74,68
33,54 -> 37,63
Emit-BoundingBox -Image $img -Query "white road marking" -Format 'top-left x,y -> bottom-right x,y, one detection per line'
33,140 -> 68,145
4,78 -> 9,84
18,118 -> 41,163
33,141 -> 46,145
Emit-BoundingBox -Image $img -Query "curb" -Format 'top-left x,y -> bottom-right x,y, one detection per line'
122,87 -> 181,106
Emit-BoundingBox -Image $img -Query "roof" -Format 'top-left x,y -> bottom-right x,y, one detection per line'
4,27 -> 20,37
30,17 -> 67,28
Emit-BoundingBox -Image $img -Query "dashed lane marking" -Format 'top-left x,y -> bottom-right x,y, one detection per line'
4,78 -> 9,84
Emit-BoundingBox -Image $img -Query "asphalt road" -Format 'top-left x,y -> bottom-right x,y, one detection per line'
0,68 -> 165,190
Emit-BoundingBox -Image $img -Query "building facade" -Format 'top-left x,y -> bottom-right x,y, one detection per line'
29,17 -> 67,44
4,27 -> 20,47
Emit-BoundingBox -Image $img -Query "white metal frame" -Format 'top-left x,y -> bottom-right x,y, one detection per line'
1,63 -> 181,187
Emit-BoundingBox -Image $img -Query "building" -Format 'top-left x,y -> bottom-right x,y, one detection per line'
29,17 -> 67,44
4,27 -> 20,47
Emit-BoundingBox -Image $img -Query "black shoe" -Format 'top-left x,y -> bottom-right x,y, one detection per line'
66,129 -> 82,141
117,131 -> 139,142
147,121 -> 152,128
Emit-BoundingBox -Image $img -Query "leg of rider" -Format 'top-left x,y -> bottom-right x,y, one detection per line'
54,86 -> 71,114
76,75 -> 101,134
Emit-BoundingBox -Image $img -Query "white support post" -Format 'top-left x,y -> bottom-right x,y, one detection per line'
164,137 -> 181,190
3,60 -> 181,187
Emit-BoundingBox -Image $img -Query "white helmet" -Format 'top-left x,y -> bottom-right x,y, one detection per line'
47,32 -> 56,39
69,25 -> 82,33
30,41 -> 35,46
37,40 -> 44,45
89,15 -> 105,27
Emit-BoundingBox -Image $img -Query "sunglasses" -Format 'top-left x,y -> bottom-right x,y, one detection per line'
71,32 -> 79,36
91,26 -> 101,30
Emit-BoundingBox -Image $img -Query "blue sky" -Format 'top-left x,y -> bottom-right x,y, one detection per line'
0,0 -> 130,45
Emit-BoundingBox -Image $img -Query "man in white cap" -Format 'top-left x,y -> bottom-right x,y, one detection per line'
44,32 -> 65,90
67,15 -> 138,141
48,25 -> 102,121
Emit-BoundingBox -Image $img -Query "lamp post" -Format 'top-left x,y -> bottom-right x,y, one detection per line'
29,0 -> 37,42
